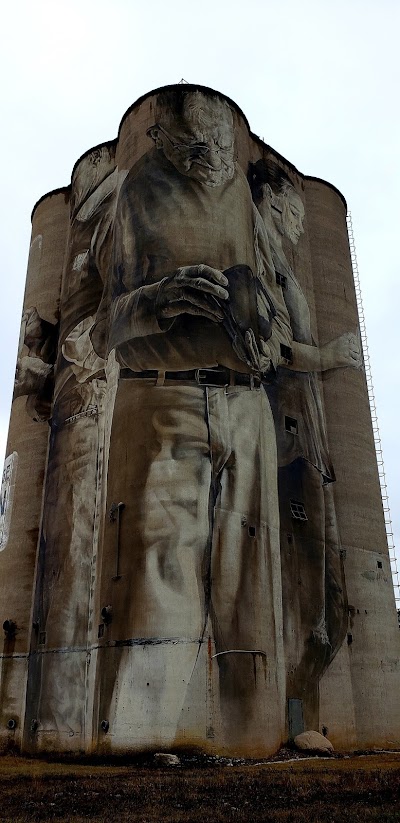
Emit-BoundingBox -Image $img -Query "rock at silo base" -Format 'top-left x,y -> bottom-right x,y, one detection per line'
154,752 -> 181,766
294,731 -> 334,754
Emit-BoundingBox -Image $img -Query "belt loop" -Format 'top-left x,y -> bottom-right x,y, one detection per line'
156,370 -> 165,386
250,374 -> 255,390
229,369 -> 235,387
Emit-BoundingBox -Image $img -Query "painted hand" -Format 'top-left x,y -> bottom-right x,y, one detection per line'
320,332 -> 362,371
14,355 -> 53,399
155,265 -> 229,323
23,307 -> 46,356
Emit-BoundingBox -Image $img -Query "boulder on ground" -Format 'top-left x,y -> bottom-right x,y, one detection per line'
294,731 -> 334,754
154,752 -> 181,766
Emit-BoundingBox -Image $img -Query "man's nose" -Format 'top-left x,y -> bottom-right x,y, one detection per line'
207,146 -> 222,169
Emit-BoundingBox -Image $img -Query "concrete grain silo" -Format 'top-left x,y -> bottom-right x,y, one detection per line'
0,84 -> 398,758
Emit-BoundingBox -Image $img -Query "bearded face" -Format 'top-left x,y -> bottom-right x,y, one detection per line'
149,93 -> 235,187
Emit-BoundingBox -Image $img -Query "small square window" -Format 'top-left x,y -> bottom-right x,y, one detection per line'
377,560 -> 383,569
285,415 -> 298,435
275,271 -> 287,289
290,500 -> 308,521
280,344 -> 293,364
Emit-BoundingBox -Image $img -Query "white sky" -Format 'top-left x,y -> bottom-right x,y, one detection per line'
0,0 -> 399,579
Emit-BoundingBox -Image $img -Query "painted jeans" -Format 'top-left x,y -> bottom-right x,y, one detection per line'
96,381 -> 285,755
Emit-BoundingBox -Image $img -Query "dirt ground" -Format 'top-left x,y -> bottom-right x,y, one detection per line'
0,750 -> 399,822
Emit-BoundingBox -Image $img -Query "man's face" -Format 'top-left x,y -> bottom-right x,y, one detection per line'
151,97 -> 235,187
280,190 -> 305,245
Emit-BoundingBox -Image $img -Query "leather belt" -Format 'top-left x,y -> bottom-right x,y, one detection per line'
119,367 -> 262,388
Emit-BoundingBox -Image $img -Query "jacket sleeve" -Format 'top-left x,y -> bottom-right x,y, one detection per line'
107,187 -> 171,355
253,204 -> 293,370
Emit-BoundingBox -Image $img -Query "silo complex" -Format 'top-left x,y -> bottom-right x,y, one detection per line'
0,84 -> 398,757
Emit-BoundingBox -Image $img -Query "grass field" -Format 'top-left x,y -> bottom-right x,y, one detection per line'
0,751 -> 399,822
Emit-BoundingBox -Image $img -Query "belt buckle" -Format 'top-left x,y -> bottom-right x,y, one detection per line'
195,368 -> 229,387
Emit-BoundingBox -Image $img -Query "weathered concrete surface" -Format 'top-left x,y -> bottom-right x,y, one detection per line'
0,193 -> 68,751
0,84 -> 399,758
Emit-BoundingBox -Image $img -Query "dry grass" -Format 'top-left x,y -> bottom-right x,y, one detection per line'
0,752 -> 399,822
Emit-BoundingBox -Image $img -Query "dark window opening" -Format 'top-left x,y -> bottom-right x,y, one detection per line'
275,271 -> 287,289
101,605 -> 112,625
98,624 -> 104,638
285,415 -> 298,435
248,525 -> 256,538
38,631 -> 46,645
280,344 -> 293,364
347,633 -> 353,645
290,500 -> 308,521
377,560 -> 383,569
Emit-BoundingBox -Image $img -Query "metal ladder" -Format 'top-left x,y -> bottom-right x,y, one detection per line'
347,212 -> 399,608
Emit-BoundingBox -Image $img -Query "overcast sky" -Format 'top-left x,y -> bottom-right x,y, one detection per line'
0,0 -> 399,588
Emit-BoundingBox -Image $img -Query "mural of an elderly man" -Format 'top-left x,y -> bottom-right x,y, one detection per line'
93,89 -> 293,754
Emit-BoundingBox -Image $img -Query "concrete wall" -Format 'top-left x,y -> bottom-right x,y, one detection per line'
0,84 -> 398,757
305,180 -> 400,749
0,192 -> 68,751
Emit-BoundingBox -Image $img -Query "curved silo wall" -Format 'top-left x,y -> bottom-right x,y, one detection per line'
2,84 -> 399,758
305,179 -> 400,749
0,191 -> 68,751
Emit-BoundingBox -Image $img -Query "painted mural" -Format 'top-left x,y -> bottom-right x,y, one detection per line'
8,86 -> 364,756
249,160 -> 361,728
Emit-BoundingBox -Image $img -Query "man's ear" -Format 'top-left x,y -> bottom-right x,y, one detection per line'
146,126 -> 163,149
266,184 -> 283,214
264,183 -> 274,203
260,183 -> 275,210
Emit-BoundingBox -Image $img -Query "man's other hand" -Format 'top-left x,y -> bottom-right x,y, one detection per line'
320,332 -> 362,371
14,355 -> 53,399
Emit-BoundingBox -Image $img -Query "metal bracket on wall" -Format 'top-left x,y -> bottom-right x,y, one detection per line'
109,502 -> 125,580
64,406 -> 98,426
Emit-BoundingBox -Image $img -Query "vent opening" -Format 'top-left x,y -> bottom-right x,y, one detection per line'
290,500 -> 307,521
285,415 -> 298,435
